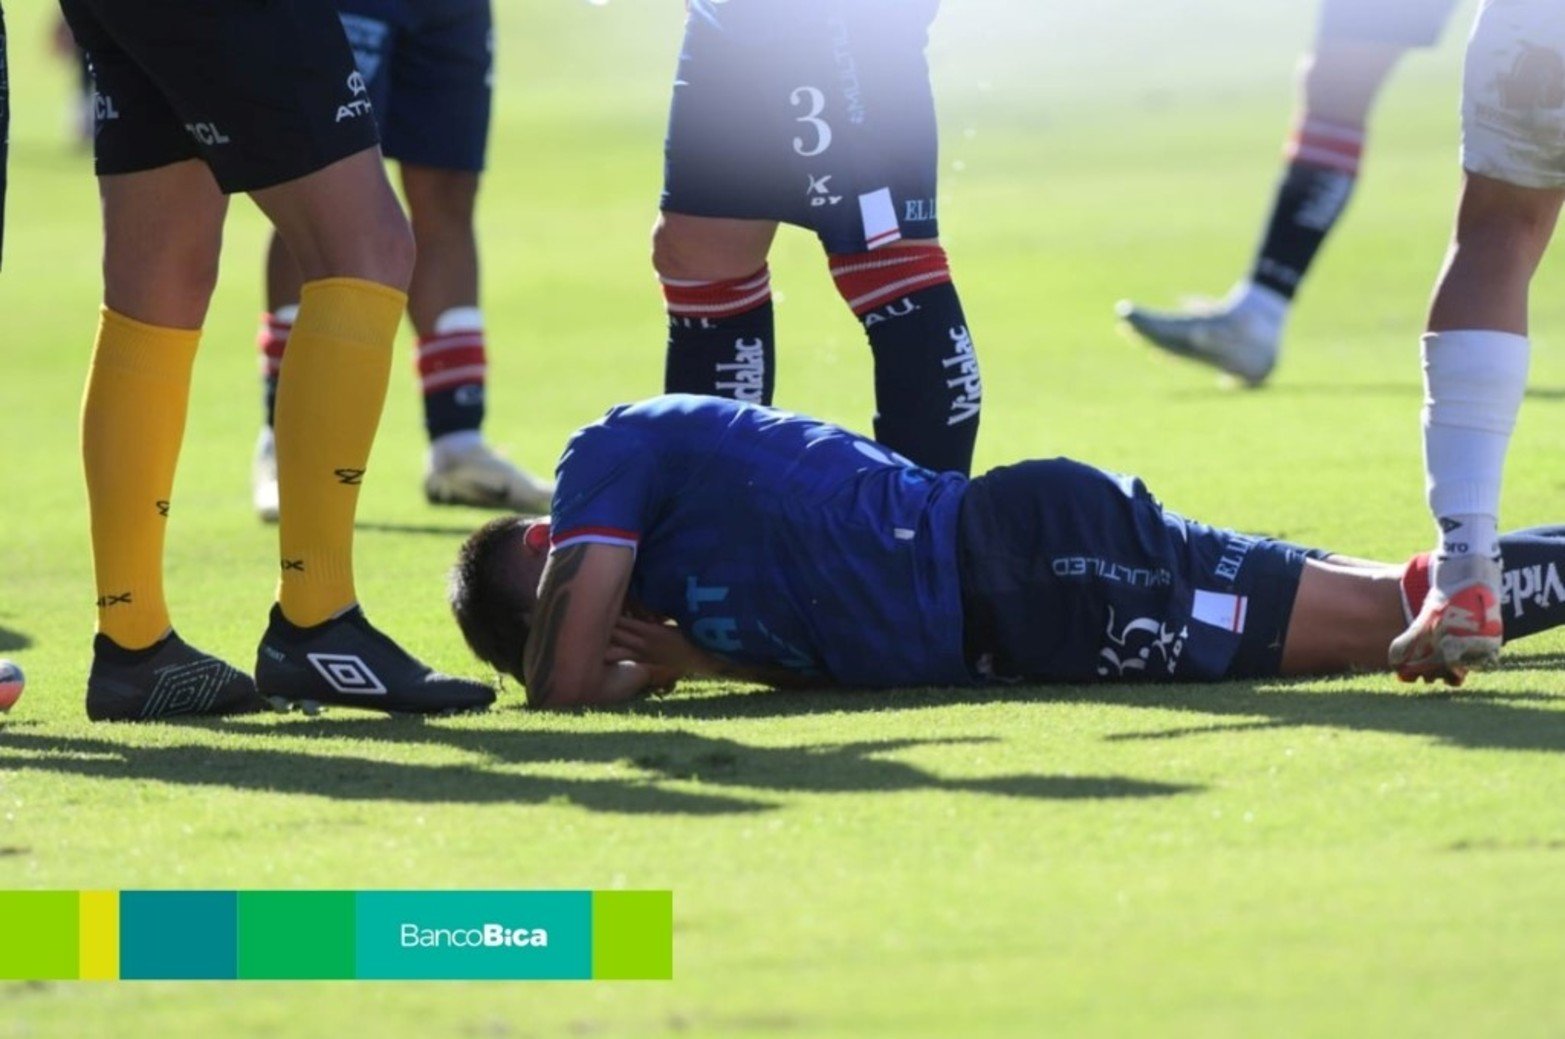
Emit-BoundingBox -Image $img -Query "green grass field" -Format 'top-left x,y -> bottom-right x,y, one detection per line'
4,1 -> 1564,1035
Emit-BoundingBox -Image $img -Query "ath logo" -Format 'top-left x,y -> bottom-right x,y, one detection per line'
714,337 -> 766,402
1502,562 -> 1565,620
941,325 -> 982,426
96,591 -> 132,608
335,468 -> 365,485
307,653 -> 387,695
185,122 -> 231,146
807,174 -> 843,208
335,71 -> 374,122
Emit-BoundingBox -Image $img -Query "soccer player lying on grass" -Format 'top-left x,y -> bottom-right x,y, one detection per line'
449,395 -> 1565,707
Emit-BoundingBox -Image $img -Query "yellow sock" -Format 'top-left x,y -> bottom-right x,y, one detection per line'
275,277 -> 406,626
81,308 -> 200,650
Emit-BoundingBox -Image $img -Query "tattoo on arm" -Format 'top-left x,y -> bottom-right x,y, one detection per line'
523,544 -> 590,706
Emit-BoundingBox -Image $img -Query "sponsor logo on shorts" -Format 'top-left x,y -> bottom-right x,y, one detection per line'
1097,607 -> 1186,679
827,16 -> 867,125
336,70 -> 374,123
1500,44 -> 1565,111
1213,532 -> 1258,583
1051,556 -> 1173,589
185,122 -> 231,147
808,173 -> 843,207
942,325 -> 981,426
1502,562 -> 1565,621
94,92 -> 120,123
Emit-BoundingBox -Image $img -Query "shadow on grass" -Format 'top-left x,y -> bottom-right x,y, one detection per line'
0,725 -> 1194,815
615,664 -> 1565,754
0,626 -> 32,652
355,521 -> 484,537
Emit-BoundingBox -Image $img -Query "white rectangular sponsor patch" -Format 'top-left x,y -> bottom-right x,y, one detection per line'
1191,590 -> 1248,633
859,188 -> 902,250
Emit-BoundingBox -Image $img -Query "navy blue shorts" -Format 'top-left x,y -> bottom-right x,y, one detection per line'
336,0 -> 492,172
663,0 -> 944,254
1317,0 -> 1461,49
59,0 -> 381,193
957,460 -> 1316,685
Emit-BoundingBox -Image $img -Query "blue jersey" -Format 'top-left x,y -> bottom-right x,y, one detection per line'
549,395 -> 972,688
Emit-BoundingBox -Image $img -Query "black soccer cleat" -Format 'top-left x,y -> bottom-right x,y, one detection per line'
255,605 -> 495,715
86,632 -> 263,722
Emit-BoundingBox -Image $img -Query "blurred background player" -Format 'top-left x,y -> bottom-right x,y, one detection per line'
250,0 -> 552,522
1390,0 -> 1565,683
654,0 -> 982,474
1118,0 -> 1462,385
50,13 -> 93,148
63,0 -> 493,719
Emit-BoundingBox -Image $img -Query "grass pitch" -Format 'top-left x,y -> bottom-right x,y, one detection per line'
3,2 -> 1563,1036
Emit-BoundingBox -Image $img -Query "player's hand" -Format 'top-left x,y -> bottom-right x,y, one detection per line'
609,616 -> 710,680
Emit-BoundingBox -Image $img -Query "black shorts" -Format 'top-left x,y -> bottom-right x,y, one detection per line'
663,0 -> 944,254
336,0 -> 492,172
1316,0 -> 1462,49
59,0 -> 381,193
957,460 -> 1318,685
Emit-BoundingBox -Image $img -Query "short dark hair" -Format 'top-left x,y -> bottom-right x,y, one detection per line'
449,516 -> 536,684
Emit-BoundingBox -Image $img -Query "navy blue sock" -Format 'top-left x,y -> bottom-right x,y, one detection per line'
1498,529 -> 1565,642
1250,119 -> 1362,299
662,268 -> 775,405
832,246 -> 980,475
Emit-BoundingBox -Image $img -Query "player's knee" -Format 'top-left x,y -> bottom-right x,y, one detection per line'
404,169 -> 480,234
650,215 -> 694,280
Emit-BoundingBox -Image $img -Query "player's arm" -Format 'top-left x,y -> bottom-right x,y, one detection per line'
523,543 -> 660,709
609,616 -> 819,689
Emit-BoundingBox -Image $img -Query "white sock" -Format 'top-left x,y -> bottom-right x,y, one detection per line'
1422,330 -> 1529,557
431,429 -> 484,466
433,306 -> 484,336
1225,281 -> 1288,339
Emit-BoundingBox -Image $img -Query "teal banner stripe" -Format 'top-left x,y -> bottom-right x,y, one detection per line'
356,891 -> 592,980
121,891 -> 237,980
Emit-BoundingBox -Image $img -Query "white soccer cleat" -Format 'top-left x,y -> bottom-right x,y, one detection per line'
252,427 -> 280,524
1116,296 -> 1281,387
1389,554 -> 1504,686
424,440 -> 554,514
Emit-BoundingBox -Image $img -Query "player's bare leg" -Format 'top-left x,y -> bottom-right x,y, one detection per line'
255,164 -> 548,517
84,161 -> 259,720
1119,39 -> 1406,386
249,148 -> 493,714
400,164 -> 553,513
1279,559 -> 1407,677
1390,174 -> 1563,683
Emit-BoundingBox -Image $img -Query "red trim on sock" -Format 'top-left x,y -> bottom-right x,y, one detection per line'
829,245 -> 952,316
661,266 -> 771,320
1285,117 -> 1364,175
1401,552 -> 1433,623
417,330 -> 487,395
257,312 -> 292,377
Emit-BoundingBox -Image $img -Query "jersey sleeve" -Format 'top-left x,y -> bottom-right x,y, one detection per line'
549,422 -> 659,554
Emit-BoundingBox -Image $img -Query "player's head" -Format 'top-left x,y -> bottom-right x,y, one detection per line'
449,517 -> 552,684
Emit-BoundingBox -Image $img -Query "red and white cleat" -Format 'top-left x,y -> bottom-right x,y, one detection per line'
1389,555 -> 1503,686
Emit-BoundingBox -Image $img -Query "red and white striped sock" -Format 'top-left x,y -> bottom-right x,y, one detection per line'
257,304 -> 296,428
417,307 -> 489,443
